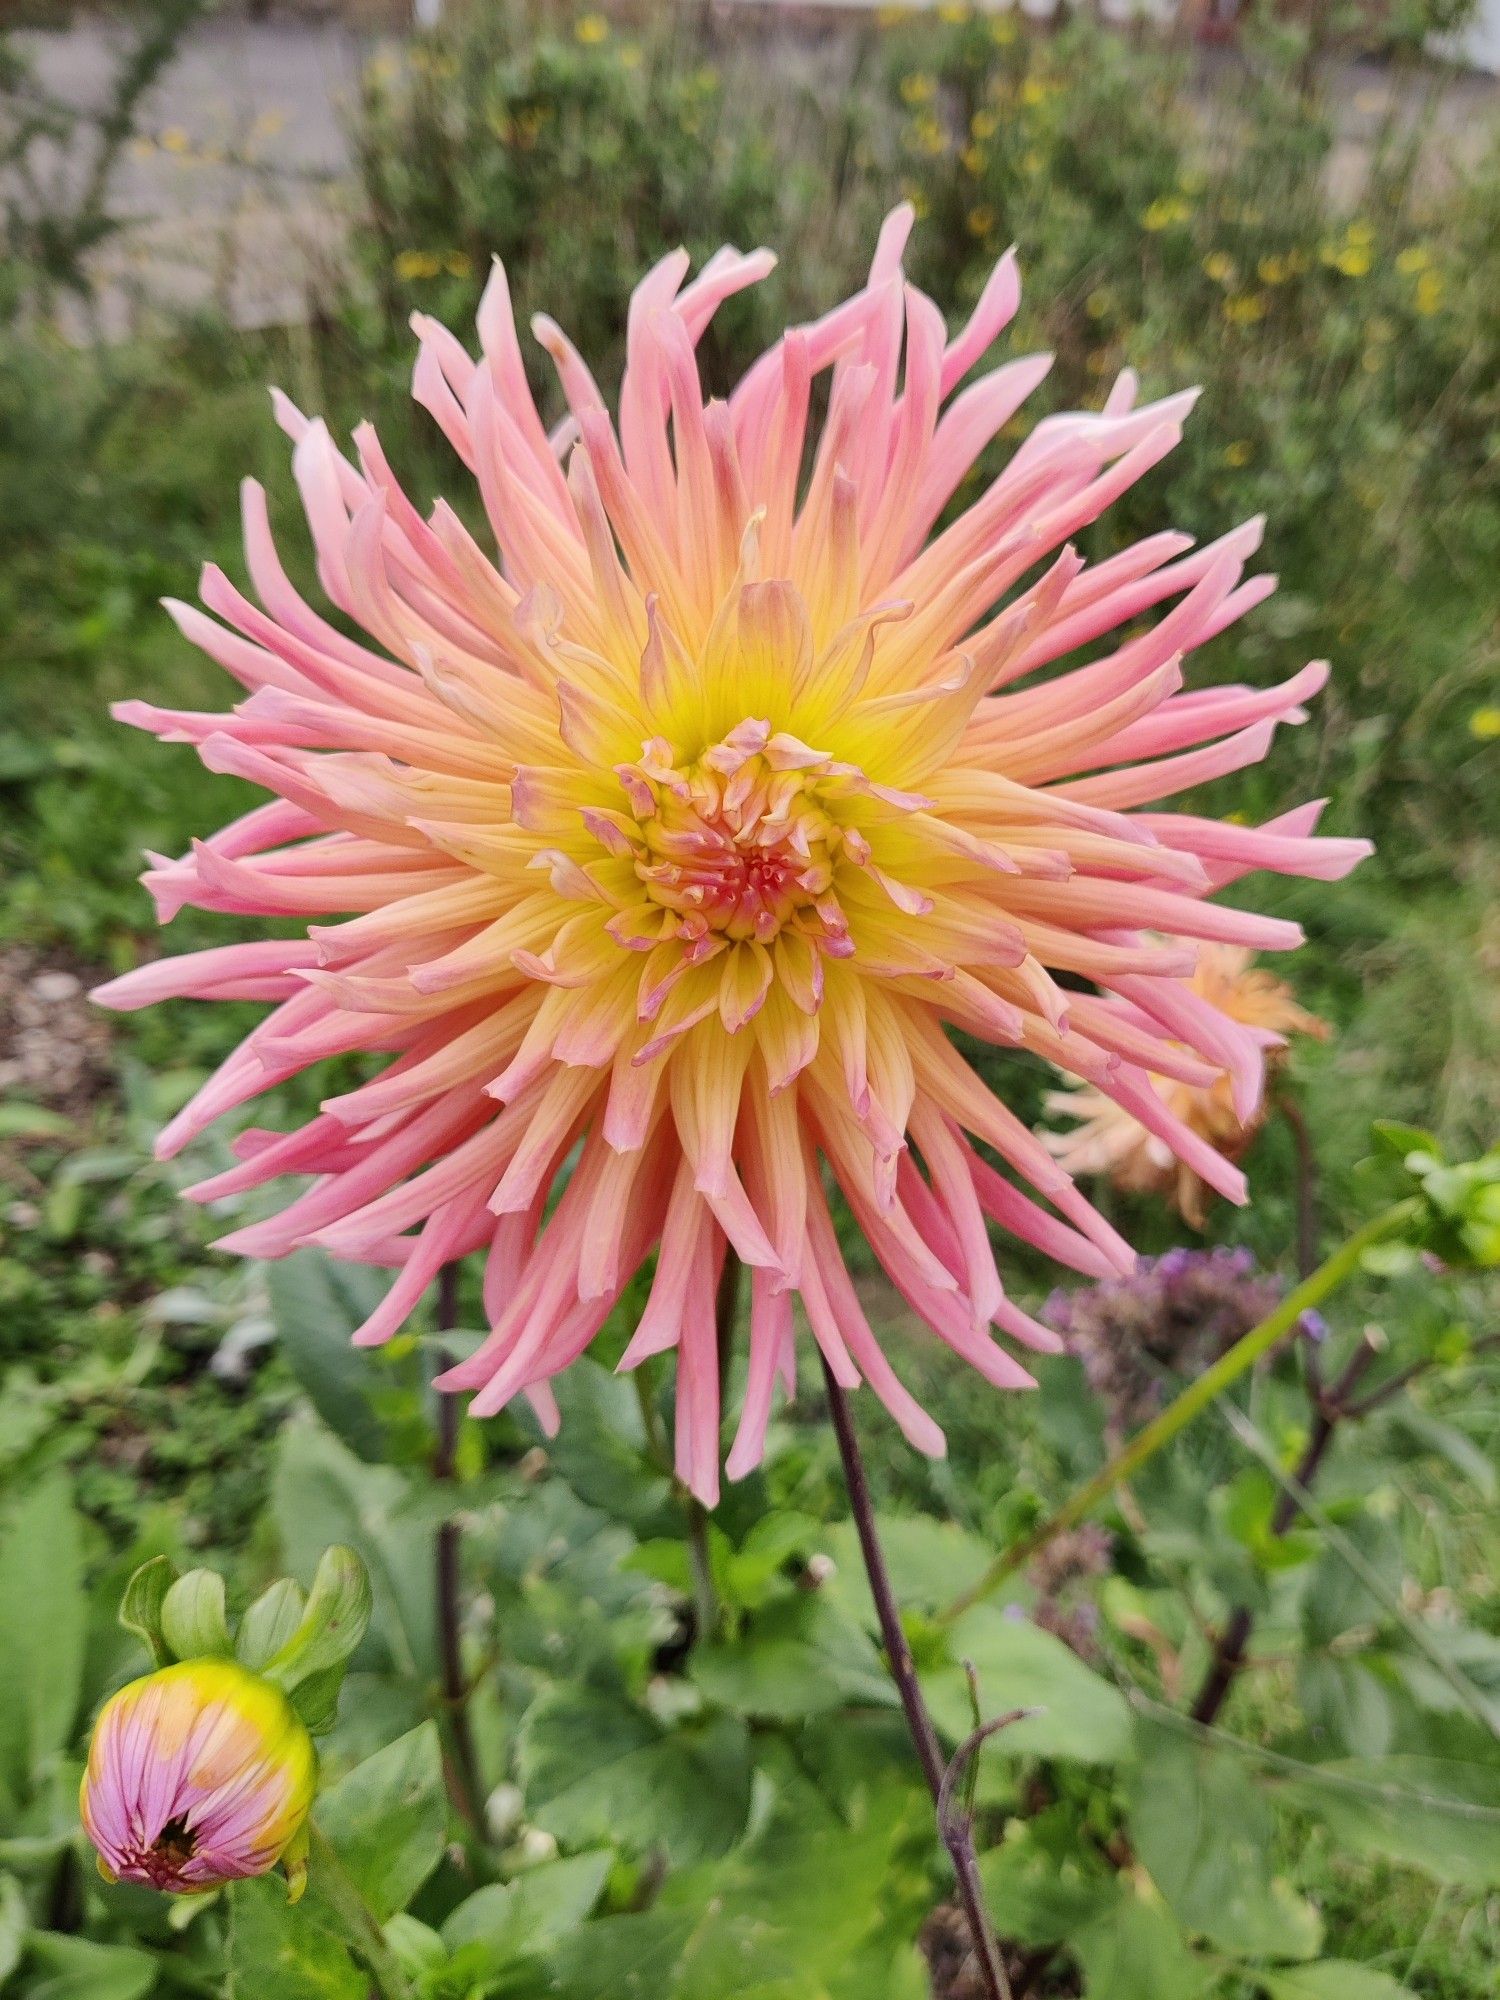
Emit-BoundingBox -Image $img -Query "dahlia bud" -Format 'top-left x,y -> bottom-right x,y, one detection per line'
81,1658 -> 315,1897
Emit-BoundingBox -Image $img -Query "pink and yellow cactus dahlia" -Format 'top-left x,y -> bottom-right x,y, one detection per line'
98,209 -> 1369,1501
81,1660 -> 316,1894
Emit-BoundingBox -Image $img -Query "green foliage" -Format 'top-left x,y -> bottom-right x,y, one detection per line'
0,6 -> 1497,1997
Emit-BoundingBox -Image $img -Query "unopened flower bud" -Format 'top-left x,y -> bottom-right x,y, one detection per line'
82,1659 -> 315,1897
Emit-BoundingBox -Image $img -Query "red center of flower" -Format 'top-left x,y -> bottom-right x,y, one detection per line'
618,723 -> 848,946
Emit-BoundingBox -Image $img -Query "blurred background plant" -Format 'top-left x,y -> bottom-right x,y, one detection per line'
0,3 -> 1497,1997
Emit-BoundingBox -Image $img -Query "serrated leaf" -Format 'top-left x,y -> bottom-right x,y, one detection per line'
692,1594 -> 892,1719
1072,1885 -> 1210,2000
1278,1753 -> 1500,1887
442,1850 -> 613,1968
267,1253 -> 393,1462
518,1687 -> 751,1868
925,1606 -> 1133,1771
1129,1720 -> 1322,1960
227,1876 -> 366,2000
314,1722 -> 445,1922
24,1932 -> 156,2000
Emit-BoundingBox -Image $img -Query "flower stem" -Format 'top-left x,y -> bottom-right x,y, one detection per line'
432,1263 -> 485,1838
821,1359 -> 1012,2000
306,1820 -> 411,2000
939,1197 -> 1422,1626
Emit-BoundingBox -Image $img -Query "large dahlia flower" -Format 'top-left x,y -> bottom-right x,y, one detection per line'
98,209 -> 1368,1501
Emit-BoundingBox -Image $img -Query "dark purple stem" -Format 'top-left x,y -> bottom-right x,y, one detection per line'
821,1359 -> 1012,2000
433,1263 -> 485,1836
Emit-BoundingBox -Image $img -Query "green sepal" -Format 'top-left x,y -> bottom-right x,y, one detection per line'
118,1555 -> 179,1668
281,1820 -> 310,1907
264,1545 -> 372,1697
237,1579 -> 308,1671
160,1569 -> 234,1660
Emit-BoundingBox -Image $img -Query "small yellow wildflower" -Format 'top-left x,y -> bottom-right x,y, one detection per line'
1020,149 -> 1043,175
1141,196 -> 1190,232
966,206 -> 997,238
1222,439 -> 1253,468
1396,245 -> 1430,276
1469,707 -> 1500,741
990,13 -> 1017,44
1415,271 -> 1444,316
1203,251 -> 1236,286
961,145 -> 986,176
1222,293 -> 1267,327
937,1 -> 971,20
1256,254 -> 1288,286
900,72 -> 937,106
1333,244 -> 1372,278
159,126 -> 191,154
1020,76 -> 1051,108
574,13 -> 609,44
445,251 -> 473,278
1345,219 -> 1374,248
1085,288 -> 1111,320
971,109 -> 999,142
394,250 -> 443,282
876,4 -> 913,26
910,115 -> 947,157
620,41 -> 642,67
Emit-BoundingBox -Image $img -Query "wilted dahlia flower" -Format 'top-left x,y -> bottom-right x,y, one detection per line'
1044,942 -> 1328,1224
98,208 -> 1368,1501
82,1659 -> 315,1895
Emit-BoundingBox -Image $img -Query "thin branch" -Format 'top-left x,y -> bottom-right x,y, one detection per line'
432,1262 -> 485,1837
821,1358 -> 1013,2000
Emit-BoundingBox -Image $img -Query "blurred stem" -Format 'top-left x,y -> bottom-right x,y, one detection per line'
306,1821 -> 411,2000
1276,1093 -> 1319,1280
938,1198 -> 1423,1626
1190,1331 -> 1380,1725
822,1359 -> 1012,2000
432,1263 -> 485,1838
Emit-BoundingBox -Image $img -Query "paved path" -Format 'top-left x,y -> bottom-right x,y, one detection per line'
14,9 -> 1498,338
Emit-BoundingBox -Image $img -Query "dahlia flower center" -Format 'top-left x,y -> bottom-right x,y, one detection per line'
620,721 -> 845,944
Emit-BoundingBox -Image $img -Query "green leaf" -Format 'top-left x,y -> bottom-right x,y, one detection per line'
1278,1753 -> 1500,1887
693,1595 -> 892,1720
925,1606 -> 1133,1771
266,1546 -> 373,1690
1258,1964 -> 1419,2000
0,1103 -> 73,1140
160,1568 -> 233,1660
1072,1885 -> 1211,2000
1129,1720 -> 1322,1960
817,1516 -> 996,1624
0,1477 -> 85,1804
442,1850 -> 613,1968
227,1876 -> 366,2000
976,1819 -> 1115,1946
24,1933 -> 156,2000
0,1872 -> 26,1985
518,1686 -> 752,1867
118,1555 -> 177,1670
267,1253 -> 394,1462
237,1579 -> 308,1671
314,1722 -> 445,1922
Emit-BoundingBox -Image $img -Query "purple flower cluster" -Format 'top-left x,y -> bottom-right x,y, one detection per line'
1046,1247 -> 1301,1439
